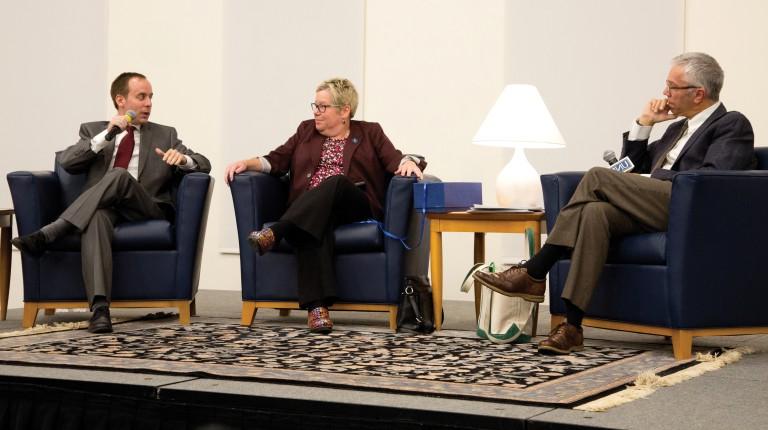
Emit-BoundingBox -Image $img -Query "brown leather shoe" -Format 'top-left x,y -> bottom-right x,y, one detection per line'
308,307 -> 333,334
472,263 -> 545,302
247,228 -> 275,256
538,322 -> 584,354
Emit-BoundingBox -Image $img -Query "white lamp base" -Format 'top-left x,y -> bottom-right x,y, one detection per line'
495,148 -> 543,209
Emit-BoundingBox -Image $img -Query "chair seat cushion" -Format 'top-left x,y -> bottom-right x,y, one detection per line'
49,220 -> 175,251
606,232 -> 666,264
267,221 -> 384,254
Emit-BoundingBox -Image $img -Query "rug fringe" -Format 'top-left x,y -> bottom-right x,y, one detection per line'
575,346 -> 756,412
0,321 -> 92,338
0,311 -> 177,339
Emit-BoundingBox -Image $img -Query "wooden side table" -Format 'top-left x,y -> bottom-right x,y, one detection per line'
0,209 -> 13,321
428,211 -> 545,331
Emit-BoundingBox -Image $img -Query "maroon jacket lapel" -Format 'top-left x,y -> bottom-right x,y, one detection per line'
343,122 -> 362,175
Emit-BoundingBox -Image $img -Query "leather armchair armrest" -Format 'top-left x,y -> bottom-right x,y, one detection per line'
666,170 -> 768,326
382,175 -> 418,252
230,172 -> 288,257
540,172 -> 586,234
174,172 -> 213,249
174,172 -> 213,295
7,171 -> 62,235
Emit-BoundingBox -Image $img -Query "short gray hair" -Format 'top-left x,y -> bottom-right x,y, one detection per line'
672,52 -> 724,101
316,78 -> 359,118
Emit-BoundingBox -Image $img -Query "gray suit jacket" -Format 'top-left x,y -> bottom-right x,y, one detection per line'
59,121 -> 212,209
621,104 -> 755,181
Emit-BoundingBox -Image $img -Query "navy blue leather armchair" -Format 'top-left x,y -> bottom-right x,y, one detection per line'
230,173 -> 429,329
7,156 -> 213,328
541,147 -> 768,359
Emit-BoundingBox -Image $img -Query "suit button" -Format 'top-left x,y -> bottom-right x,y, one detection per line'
306,173 -> 311,178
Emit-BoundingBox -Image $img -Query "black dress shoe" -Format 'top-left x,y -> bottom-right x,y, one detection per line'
88,306 -> 113,334
11,231 -> 47,257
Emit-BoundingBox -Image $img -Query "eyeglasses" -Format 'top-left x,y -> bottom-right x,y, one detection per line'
310,102 -> 341,113
665,84 -> 700,92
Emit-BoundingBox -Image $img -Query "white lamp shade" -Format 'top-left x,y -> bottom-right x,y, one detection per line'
472,84 -> 565,149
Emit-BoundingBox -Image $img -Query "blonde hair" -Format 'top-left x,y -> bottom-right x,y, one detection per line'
316,78 -> 358,118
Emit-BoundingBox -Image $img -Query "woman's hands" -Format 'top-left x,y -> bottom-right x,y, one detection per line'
225,158 -> 261,184
395,159 -> 423,179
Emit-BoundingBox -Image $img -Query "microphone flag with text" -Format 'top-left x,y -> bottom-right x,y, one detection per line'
105,110 -> 137,141
602,150 -> 635,173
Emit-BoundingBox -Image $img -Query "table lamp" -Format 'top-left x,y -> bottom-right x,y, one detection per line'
472,84 -> 565,209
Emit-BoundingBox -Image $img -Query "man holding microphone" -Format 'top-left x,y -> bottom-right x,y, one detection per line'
12,72 -> 211,333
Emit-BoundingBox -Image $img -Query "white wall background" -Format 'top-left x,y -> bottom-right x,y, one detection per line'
1,0 -> 765,311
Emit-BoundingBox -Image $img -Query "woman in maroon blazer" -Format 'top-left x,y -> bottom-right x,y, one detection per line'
225,78 -> 426,333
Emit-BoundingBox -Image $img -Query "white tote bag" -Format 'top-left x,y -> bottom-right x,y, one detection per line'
460,228 -> 537,343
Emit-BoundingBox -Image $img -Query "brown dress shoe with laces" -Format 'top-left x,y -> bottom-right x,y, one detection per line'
472,263 -> 546,302
538,322 -> 584,354
308,306 -> 333,334
247,228 -> 276,256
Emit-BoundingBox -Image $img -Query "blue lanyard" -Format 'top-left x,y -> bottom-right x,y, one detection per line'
359,182 -> 427,250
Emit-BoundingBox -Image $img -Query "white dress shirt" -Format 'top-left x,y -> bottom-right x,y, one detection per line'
90,125 -> 196,179
628,101 -> 722,170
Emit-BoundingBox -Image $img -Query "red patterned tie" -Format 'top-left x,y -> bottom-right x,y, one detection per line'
113,126 -> 135,169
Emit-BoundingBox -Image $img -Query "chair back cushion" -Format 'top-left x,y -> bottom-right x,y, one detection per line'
55,152 -> 87,207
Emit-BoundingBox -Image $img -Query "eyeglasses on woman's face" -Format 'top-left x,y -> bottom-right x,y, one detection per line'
310,102 -> 341,114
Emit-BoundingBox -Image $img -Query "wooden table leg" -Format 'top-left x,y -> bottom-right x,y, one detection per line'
0,214 -> 12,321
530,222 -> 542,337
473,232 -> 485,320
430,226 -> 443,330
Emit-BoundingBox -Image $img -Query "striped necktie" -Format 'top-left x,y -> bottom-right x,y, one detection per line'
653,120 -> 688,171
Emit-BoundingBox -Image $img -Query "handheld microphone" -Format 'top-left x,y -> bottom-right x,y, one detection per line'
602,150 -> 619,165
105,110 -> 137,141
602,150 -> 635,173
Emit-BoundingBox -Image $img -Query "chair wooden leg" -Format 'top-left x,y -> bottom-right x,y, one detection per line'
190,298 -> 197,317
44,308 -> 56,316
278,309 -> 291,317
241,302 -> 257,326
22,304 -> 39,328
178,302 -> 191,325
389,306 -> 398,331
671,330 -> 693,360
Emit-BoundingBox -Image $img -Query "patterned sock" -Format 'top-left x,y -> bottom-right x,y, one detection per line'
564,299 -> 584,328
524,244 -> 569,279
40,218 -> 74,243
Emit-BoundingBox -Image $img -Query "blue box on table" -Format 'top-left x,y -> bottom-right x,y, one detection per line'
413,182 -> 482,212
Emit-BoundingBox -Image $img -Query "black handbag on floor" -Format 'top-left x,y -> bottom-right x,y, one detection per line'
396,275 -> 437,334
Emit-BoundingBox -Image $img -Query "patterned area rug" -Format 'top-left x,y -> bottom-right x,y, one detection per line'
0,322 -> 691,405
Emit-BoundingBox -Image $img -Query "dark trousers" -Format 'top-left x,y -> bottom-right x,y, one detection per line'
59,168 -> 166,305
281,175 -> 372,308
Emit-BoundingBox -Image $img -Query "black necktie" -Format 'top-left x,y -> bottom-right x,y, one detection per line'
653,120 -> 688,171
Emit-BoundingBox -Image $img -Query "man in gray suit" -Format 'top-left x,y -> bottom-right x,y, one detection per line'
474,52 -> 754,354
12,72 -> 212,333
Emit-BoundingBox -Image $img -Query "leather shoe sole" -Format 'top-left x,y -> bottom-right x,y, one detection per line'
473,271 -> 545,303
538,342 -> 585,354
88,309 -> 113,334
